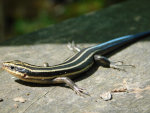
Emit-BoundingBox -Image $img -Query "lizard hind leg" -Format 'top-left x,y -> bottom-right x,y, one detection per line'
94,55 -> 135,71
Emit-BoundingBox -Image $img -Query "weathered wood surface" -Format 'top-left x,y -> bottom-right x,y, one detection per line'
0,0 -> 150,113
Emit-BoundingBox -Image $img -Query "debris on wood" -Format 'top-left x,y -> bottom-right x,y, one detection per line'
26,93 -> 30,96
14,104 -> 19,108
0,98 -> 3,102
13,97 -> 26,103
111,87 -> 127,93
100,92 -> 112,101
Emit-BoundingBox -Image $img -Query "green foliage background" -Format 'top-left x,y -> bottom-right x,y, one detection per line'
3,0 -> 126,37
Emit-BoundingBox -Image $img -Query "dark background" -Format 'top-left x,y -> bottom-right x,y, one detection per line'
0,0 -> 126,42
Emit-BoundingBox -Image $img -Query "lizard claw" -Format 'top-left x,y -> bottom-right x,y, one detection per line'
110,61 -> 135,72
67,41 -> 81,52
73,86 -> 90,97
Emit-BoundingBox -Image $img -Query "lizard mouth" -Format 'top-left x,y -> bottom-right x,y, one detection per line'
2,63 -> 8,70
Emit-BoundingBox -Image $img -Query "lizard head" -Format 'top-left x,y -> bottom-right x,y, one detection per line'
2,60 -> 29,79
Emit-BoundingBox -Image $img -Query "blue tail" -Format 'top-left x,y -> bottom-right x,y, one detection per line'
93,31 -> 150,55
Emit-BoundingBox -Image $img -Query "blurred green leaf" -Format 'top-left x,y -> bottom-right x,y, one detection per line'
11,0 -> 125,36
14,11 -> 56,35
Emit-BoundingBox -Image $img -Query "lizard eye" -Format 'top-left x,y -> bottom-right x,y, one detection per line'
10,66 -> 15,70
